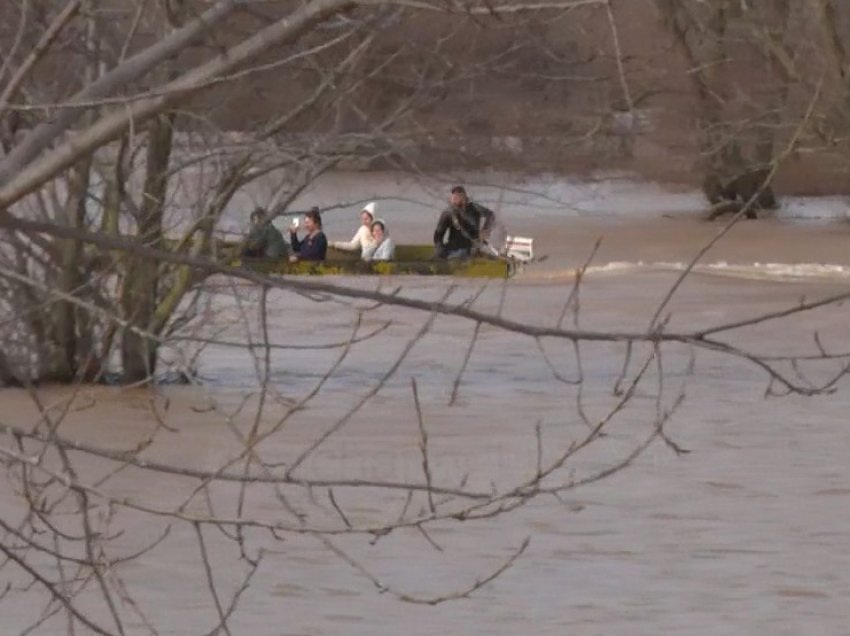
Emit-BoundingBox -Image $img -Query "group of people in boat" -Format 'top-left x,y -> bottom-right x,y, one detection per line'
330,201 -> 396,261
240,185 -> 495,263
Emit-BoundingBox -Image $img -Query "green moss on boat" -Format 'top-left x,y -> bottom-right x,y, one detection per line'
236,245 -> 512,278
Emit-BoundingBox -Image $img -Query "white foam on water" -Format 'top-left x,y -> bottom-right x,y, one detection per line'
700,261 -> 850,280
778,196 -> 850,221
538,261 -> 850,282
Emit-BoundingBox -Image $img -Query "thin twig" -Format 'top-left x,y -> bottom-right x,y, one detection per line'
411,378 -> 436,514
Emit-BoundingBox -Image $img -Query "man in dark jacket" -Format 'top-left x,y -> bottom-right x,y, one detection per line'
433,185 -> 495,259
242,207 -> 287,259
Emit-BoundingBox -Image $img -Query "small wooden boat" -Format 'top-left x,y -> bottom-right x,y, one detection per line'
237,245 -> 516,278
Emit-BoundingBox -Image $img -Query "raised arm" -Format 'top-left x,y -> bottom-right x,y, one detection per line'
333,226 -> 368,251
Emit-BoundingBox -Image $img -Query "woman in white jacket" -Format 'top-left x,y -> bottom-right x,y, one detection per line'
332,202 -> 377,256
362,219 -> 395,261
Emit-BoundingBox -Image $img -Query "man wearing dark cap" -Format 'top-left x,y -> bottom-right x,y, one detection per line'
433,185 -> 495,259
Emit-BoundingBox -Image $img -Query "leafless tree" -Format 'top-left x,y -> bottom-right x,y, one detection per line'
651,1 -> 850,213
2,1 -> 850,633
0,0 -> 640,385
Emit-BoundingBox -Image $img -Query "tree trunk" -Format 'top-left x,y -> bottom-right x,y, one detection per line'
48,158 -> 91,382
120,114 -> 174,384
656,1 -> 790,202
100,135 -> 128,236
0,348 -> 22,387
655,1 -> 729,177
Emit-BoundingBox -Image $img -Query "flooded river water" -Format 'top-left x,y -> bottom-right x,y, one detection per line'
3,174 -> 850,634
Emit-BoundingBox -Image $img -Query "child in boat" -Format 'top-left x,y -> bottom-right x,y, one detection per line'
289,207 -> 328,261
362,219 -> 395,261
332,202 -> 377,256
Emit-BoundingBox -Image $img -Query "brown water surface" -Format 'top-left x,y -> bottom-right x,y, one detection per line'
3,212 -> 850,635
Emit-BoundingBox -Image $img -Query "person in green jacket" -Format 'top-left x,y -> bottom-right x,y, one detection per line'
241,207 -> 287,259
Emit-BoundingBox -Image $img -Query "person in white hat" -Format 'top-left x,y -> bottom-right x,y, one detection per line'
332,202 -> 377,256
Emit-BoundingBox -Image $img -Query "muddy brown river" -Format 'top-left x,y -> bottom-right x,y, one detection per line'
3,174 -> 850,634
